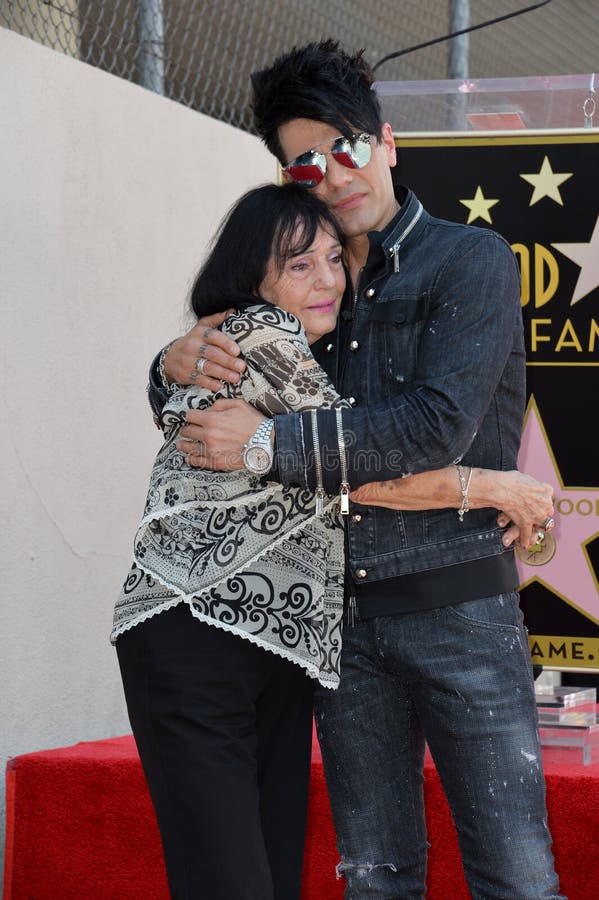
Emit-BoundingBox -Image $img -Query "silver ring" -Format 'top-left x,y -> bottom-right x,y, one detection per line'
542,516 -> 555,532
195,357 -> 207,376
535,530 -> 546,544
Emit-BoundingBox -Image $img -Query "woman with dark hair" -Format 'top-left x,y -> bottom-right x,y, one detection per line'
113,183 -> 349,900
112,182 -> 553,900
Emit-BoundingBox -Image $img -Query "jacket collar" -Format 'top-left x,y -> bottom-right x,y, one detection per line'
361,187 -> 426,278
381,187 -> 425,272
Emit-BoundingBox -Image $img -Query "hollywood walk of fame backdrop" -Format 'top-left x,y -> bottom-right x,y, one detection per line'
394,131 -> 599,671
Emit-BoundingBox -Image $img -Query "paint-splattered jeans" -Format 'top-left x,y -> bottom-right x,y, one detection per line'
314,592 -> 565,899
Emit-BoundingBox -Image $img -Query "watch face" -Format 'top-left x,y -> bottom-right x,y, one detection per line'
243,445 -> 272,474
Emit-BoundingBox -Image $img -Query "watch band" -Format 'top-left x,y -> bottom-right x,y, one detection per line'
250,419 -> 275,446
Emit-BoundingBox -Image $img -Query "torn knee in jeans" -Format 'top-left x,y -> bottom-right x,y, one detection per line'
336,859 -> 398,880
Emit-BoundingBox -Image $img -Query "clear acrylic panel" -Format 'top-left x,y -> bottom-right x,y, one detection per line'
375,74 -> 598,134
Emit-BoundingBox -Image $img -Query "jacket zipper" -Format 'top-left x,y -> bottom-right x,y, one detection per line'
351,266 -> 364,316
310,410 -> 351,516
310,410 -> 325,516
388,200 -> 423,272
312,407 -> 355,624
336,409 -> 355,624
347,593 -> 357,626
336,409 -> 350,515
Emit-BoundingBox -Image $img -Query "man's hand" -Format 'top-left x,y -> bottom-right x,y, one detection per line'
164,312 -> 247,392
176,398 -> 265,470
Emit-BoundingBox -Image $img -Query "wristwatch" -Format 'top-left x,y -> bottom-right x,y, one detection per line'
242,419 -> 275,475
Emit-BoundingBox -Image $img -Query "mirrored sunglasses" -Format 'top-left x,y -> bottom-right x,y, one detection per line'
283,133 -> 372,188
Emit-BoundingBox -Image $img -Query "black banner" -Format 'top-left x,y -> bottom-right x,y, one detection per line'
394,131 -> 599,670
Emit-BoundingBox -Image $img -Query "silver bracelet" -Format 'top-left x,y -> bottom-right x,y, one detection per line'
158,341 -> 176,393
457,464 -> 473,522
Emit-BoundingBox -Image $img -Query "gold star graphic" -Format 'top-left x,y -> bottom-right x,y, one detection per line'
520,155 -> 572,206
459,186 -> 499,224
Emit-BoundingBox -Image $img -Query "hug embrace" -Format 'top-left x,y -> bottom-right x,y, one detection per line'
113,39 -> 563,900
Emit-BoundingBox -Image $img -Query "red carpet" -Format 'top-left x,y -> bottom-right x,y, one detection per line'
4,731 -> 599,898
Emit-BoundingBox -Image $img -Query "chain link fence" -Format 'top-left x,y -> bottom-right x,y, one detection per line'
2,0 -> 598,133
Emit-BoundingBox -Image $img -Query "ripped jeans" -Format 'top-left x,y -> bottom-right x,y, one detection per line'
313,593 -> 565,900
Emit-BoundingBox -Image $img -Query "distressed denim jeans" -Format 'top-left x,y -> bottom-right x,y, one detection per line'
314,593 -> 565,900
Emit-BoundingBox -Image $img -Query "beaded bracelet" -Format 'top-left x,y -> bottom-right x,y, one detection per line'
457,464 -> 473,522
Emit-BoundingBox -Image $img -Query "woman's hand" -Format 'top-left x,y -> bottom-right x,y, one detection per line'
164,311 -> 246,392
486,470 -> 555,550
472,469 -> 554,549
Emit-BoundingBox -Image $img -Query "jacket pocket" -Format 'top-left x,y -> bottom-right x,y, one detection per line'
369,296 -> 427,397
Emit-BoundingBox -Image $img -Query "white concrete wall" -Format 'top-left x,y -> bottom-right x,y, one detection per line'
0,27 -> 275,873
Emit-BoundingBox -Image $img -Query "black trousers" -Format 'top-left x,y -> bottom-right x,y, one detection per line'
116,604 -> 314,900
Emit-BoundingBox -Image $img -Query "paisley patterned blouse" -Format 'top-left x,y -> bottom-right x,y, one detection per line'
111,304 -> 347,689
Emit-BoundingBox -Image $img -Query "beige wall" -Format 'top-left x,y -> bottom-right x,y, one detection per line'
0,27 -> 274,871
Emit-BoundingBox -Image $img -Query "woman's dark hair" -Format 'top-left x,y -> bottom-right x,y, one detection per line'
190,182 -> 345,319
251,39 -> 383,164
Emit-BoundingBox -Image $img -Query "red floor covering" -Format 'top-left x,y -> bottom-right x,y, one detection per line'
4,730 -> 599,898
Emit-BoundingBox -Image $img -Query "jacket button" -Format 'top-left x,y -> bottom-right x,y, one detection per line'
355,568 -> 367,579
350,340 -> 360,351
325,342 -> 335,353
347,396 -> 357,406
351,513 -> 362,523
365,287 -> 376,299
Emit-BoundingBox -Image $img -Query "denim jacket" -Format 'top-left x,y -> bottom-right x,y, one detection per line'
274,188 -> 525,586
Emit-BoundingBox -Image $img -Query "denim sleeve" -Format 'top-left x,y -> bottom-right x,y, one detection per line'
147,349 -> 170,426
275,231 -> 523,493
